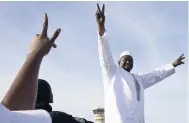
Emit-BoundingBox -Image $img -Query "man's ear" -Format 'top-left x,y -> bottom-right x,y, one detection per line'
118,60 -> 120,65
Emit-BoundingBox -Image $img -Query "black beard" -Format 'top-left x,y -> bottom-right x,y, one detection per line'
124,67 -> 130,72
120,66 -> 130,72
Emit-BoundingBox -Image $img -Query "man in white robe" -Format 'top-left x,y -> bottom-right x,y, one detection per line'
96,3 -> 185,123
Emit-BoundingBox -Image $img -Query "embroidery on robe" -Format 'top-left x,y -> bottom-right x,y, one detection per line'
132,75 -> 140,101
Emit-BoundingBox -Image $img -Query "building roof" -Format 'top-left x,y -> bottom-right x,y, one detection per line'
93,107 -> 104,114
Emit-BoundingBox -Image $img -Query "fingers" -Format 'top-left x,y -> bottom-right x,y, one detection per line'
181,56 -> 185,60
181,55 -> 185,60
95,13 -> 98,18
177,54 -> 185,62
41,13 -> 48,37
40,14 -> 60,48
181,61 -> 185,64
97,3 -> 101,12
97,3 -> 105,14
179,54 -> 184,59
96,8 -> 104,20
49,28 -> 61,45
52,43 -> 57,48
96,11 -> 100,18
102,4 -> 105,13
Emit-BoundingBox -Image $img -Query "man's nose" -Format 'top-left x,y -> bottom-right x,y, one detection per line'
126,60 -> 129,64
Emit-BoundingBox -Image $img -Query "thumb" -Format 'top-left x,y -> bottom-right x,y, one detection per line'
49,28 -> 61,46
52,44 -> 57,48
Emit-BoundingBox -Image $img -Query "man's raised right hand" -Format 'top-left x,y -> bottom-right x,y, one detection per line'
96,3 -> 105,36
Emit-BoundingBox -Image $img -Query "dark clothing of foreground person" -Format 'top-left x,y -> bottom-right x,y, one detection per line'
35,79 -> 94,123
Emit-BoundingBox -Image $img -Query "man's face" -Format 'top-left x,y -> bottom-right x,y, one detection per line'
119,55 -> 133,72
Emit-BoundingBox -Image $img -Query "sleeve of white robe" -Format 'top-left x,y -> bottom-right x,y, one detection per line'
98,32 -> 117,84
0,104 -> 51,123
136,64 -> 175,89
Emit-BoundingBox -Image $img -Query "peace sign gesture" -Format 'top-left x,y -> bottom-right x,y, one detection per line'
96,3 -> 105,26
29,13 -> 61,57
172,54 -> 185,67
96,3 -> 105,36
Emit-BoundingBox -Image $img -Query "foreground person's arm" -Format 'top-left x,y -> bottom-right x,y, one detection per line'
2,13 -> 61,110
2,52 -> 43,110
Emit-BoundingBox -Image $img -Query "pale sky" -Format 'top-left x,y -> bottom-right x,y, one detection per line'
0,1 -> 188,123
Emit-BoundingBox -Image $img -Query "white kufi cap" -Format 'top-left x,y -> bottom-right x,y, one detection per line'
120,51 -> 131,58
